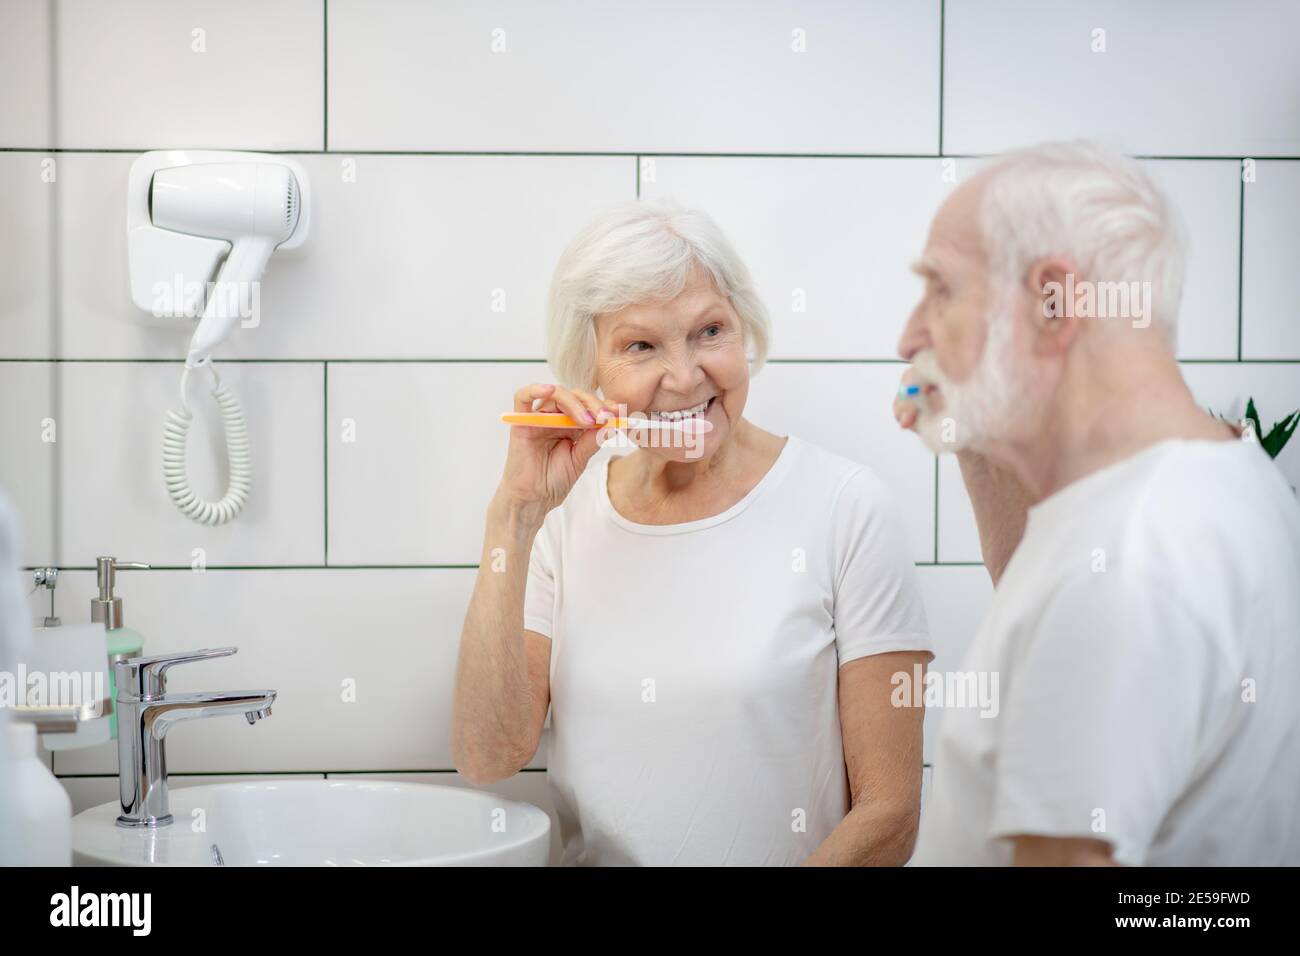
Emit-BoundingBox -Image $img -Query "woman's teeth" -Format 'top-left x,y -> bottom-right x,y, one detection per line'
651,397 -> 713,421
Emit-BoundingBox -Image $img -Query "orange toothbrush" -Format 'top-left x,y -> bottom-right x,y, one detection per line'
500,411 -> 713,433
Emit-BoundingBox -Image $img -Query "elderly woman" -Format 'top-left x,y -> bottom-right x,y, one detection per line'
451,199 -> 934,866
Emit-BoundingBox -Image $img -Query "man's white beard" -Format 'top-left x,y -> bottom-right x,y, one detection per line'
909,303 -> 1026,455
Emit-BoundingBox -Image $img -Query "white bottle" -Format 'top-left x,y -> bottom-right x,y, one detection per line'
0,719 -> 72,865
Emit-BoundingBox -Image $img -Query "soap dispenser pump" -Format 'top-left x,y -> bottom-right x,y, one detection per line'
91,557 -> 149,740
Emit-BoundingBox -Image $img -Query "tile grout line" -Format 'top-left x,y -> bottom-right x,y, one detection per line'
938,0 -> 945,156
6,357 -> 1295,364
3,147 -> 1297,160
324,361 -> 329,566
25,562 -> 987,572
55,767 -> 941,781
323,0 -> 329,152
1237,171 -> 1245,361
53,769 -> 554,779
933,455 -> 940,563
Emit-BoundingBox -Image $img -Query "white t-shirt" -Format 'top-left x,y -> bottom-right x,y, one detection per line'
912,437 -> 1300,866
523,434 -> 932,865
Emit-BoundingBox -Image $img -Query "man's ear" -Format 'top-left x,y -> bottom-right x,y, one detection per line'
1026,256 -> 1083,357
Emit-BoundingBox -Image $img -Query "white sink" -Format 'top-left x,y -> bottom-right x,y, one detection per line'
72,779 -> 551,866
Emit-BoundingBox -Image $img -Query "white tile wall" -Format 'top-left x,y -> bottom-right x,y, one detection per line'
327,362 -> 544,565
1,0 -> 1296,863
0,153 -> 56,359
0,0 -> 324,150
641,157 -> 958,359
255,155 -> 633,360
327,0 -> 941,154
914,566 -> 994,763
1179,364 -> 1300,492
1242,162 -> 1300,360
1144,160 -> 1240,361
47,362 -> 324,569
0,152 -> 636,360
0,150 -> 1232,363
0,1 -> 52,149
742,362 -> 936,561
937,455 -> 982,564
49,568 -> 548,775
944,0 -> 1300,157
0,363 -> 56,562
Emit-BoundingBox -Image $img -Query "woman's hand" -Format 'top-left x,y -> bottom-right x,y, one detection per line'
495,383 -> 619,527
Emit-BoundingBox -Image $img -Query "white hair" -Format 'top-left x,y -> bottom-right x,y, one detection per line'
978,140 -> 1187,346
546,198 -> 771,390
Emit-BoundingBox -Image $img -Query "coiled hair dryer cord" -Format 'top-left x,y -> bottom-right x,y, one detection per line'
162,358 -> 251,525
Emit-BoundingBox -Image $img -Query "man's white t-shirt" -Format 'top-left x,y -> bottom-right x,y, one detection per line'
912,437 -> 1300,866
523,434 -> 933,866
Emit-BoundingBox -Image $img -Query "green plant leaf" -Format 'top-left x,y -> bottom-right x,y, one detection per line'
1262,409 -> 1300,459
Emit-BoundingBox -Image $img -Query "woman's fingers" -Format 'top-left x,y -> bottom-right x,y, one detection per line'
513,383 -> 619,426
595,397 -> 620,422
549,386 -> 595,424
509,384 -> 582,441
573,389 -> 616,424
514,382 -> 586,422
514,382 -> 556,412
549,385 -> 613,425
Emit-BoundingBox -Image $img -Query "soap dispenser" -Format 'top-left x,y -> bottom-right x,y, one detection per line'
90,557 -> 149,739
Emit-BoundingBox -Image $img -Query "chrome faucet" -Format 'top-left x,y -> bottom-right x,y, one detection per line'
114,647 -> 276,828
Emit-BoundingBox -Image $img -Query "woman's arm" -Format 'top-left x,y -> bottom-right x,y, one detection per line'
802,649 -> 930,866
450,493 -> 552,784
450,382 -> 614,784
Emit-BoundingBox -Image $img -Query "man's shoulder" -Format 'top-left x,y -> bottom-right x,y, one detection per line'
1001,439 -> 1300,658
1121,439 -> 1300,572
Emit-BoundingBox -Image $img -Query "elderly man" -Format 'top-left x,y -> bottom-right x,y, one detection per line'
894,140 -> 1300,866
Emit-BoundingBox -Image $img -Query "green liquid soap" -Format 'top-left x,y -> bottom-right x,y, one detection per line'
105,627 -> 144,740
90,556 -> 151,742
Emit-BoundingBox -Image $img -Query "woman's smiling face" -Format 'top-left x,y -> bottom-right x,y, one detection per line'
592,264 -> 750,462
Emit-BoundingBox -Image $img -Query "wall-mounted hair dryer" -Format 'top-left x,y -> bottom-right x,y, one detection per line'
126,151 -> 311,526
151,161 -> 302,365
